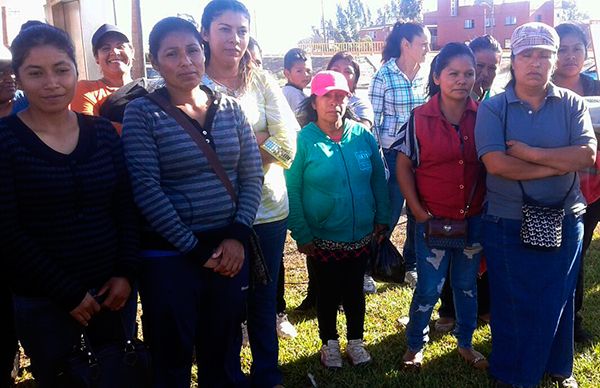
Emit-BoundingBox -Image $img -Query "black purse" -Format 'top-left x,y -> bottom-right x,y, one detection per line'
145,90 -> 271,286
56,321 -> 151,387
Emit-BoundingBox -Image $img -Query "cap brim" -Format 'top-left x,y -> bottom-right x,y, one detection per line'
313,86 -> 351,97
93,31 -> 130,51
512,44 -> 557,56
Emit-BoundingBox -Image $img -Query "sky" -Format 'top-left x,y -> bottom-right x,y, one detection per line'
4,0 -> 600,54
139,0 -> 600,54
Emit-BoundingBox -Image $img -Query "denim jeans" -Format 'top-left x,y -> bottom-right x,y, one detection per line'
384,149 -> 416,271
406,215 -> 483,351
483,213 -> 582,388
383,149 -> 405,233
403,208 -> 417,272
13,290 -> 137,387
139,250 -> 248,388
248,219 -> 287,387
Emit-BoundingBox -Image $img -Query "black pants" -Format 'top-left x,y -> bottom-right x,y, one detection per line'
1,287 -> 17,388
576,198 -> 600,327
312,254 -> 368,344
438,271 -> 490,319
276,258 -> 286,314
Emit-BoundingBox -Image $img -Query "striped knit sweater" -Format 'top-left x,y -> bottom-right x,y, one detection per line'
0,114 -> 139,311
121,89 -> 263,263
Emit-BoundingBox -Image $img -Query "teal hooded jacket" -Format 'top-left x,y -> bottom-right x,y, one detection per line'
285,120 -> 390,246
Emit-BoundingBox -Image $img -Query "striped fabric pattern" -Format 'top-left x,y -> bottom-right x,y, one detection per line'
0,114 -> 139,311
122,91 -> 263,255
368,58 -> 428,149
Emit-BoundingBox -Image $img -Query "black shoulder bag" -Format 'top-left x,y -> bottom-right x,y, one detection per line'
145,88 -> 271,285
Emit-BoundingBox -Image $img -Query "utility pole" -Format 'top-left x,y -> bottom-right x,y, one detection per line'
131,0 -> 145,78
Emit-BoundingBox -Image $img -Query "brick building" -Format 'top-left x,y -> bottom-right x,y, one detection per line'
424,0 -> 561,49
359,0 -> 563,50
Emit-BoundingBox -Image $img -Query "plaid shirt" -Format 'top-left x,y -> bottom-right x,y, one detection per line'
368,58 -> 428,149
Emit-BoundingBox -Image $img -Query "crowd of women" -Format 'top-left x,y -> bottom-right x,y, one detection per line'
0,0 -> 598,387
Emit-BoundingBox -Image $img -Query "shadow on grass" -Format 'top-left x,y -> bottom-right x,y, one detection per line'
281,327 -> 494,388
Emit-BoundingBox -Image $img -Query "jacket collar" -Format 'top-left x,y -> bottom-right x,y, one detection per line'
419,92 -> 478,118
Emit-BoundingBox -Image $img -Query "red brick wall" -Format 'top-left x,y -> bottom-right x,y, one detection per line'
423,0 -> 556,50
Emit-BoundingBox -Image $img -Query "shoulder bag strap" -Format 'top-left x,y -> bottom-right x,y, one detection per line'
145,90 -> 238,203
502,94 -> 576,202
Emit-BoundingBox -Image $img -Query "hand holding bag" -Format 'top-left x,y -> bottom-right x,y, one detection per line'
57,316 -> 151,388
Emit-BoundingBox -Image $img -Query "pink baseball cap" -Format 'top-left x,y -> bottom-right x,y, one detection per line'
310,70 -> 351,96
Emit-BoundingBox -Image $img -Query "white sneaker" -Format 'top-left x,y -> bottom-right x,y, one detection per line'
346,339 -> 372,366
363,274 -> 377,294
276,313 -> 298,339
241,321 -> 249,347
404,270 -> 418,289
320,339 -> 342,369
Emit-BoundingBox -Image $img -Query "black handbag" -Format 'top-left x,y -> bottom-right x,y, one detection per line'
56,324 -> 151,387
145,90 -> 271,286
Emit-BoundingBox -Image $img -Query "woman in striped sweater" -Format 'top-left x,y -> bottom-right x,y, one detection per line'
0,24 -> 139,387
122,17 -> 263,388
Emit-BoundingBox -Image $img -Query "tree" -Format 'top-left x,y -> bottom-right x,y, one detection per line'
374,0 -> 423,25
400,0 -> 423,22
326,0 -> 373,42
561,0 -> 589,22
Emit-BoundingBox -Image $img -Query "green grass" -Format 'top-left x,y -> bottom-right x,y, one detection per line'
14,227 -> 600,387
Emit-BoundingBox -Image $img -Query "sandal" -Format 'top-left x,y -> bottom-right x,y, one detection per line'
458,347 -> 489,370
434,317 -> 455,333
401,348 -> 423,371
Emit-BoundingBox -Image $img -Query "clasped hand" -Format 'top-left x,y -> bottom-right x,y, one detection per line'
203,238 -> 244,277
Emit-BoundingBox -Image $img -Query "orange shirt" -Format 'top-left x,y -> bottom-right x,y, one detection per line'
71,80 -> 122,134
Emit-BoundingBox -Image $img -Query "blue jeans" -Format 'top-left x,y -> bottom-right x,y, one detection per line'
139,250 -> 248,388
384,149 -> 416,271
384,149 -> 405,233
403,208 -> 417,272
247,219 -> 287,387
13,291 -> 137,387
406,216 -> 483,351
483,213 -> 582,388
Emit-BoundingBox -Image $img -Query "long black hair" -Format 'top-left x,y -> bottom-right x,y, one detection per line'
427,42 -> 475,98
381,22 -> 427,63
201,0 -> 254,92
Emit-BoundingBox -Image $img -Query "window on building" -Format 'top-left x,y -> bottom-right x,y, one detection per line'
485,17 -> 495,27
505,16 -> 517,25
504,38 -> 511,49
535,14 -> 542,22
464,19 -> 475,29
450,0 -> 457,17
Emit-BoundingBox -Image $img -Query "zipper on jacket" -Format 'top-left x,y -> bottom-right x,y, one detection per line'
336,142 -> 356,240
